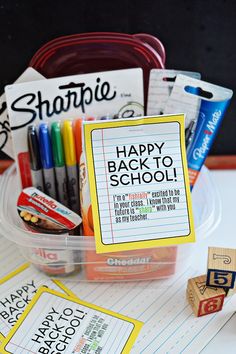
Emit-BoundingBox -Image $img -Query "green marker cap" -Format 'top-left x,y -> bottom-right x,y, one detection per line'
51,122 -> 65,167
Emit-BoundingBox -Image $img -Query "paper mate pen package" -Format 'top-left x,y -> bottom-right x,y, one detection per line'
164,74 -> 233,188
5,68 -> 144,190
147,69 -> 201,116
17,187 -> 82,275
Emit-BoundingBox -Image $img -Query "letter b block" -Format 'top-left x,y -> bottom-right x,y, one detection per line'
187,275 -> 225,317
207,247 -> 236,289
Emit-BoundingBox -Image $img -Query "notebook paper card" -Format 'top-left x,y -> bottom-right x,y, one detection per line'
0,264 -> 74,339
147,69 -> 201,117
84,114 -> 195,254
0,287 -> 142,354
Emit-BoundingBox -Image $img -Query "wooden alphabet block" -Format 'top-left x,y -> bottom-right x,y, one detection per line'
207,247 -> 236,289
186,274 -> 225,317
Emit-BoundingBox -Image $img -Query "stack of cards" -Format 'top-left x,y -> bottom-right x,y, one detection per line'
0,264 -> 142,353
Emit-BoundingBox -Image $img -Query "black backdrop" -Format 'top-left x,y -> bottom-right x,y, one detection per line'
1,0 -> 236,159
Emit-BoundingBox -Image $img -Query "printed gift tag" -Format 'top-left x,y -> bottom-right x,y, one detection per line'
0,287 -> 142,354
0,264 -> 74,339
84,114 -> 195,254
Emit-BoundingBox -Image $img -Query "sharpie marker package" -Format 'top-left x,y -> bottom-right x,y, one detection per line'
5,68 -> 144,190
17,187 -> 82,275
164,74 -> 233,189
147,69 -> 201,116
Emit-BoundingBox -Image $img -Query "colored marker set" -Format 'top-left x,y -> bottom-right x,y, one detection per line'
27,119 -> 86,213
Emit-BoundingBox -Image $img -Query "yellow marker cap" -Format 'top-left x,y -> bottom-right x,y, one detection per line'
62,120 -> 77,166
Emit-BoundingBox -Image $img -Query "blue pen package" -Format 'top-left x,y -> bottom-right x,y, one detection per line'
164,74 -> 233,189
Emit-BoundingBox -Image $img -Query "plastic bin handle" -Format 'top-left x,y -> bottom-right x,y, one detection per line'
134,33 -> 166,64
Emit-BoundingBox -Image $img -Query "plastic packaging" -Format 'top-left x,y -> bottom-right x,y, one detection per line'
0,163 -> 221,282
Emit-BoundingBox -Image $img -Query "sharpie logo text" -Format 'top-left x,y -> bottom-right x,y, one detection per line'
10,78 -> 117,130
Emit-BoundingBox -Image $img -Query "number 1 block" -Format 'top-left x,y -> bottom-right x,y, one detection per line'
207,247 -> 236,289
187,274 -> 225,317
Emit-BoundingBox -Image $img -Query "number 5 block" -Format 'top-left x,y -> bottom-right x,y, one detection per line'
187,274 -> 225,317
207,247 -> 236,289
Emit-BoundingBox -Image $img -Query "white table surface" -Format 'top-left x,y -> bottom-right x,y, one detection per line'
196,170 -> 236,353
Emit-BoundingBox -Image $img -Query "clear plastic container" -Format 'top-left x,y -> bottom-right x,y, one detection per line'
29,32 -> 165,111
0,163 -> 221,281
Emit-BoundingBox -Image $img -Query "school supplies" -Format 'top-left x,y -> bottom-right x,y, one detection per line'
62,120 -> 80,213
27,125 -> 44,192
73,118 -> 83,167
147,69 -> 201,115
5,68 -> 144,189
164,75 -> 233,189
38,123 -> 56,199
51,121 -> 68,206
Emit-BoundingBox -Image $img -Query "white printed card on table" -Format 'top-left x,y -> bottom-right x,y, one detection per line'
84,114 -> 195,254
0,287 -> 142,354
0,263 -> 74,340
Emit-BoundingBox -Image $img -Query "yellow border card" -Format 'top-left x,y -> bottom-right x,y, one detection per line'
0,263 -> 75,340
0,287 -> 143,354
84,114 -> 195,253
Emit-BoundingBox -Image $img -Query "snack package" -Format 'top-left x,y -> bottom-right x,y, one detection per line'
17,187 -> 82,275
164,74 -> 233,189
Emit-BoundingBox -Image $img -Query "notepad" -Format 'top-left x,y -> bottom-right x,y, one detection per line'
0,287 -> 142,354
84,114 -> 195,253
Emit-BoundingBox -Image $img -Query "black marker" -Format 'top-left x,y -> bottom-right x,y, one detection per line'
27,125 -> 44,191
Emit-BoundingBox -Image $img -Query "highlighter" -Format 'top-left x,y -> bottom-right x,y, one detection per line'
51,122 -> 69,207
62,120 -> 80,213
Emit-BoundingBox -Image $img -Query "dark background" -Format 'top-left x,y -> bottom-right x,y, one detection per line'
0,0 -> 236,159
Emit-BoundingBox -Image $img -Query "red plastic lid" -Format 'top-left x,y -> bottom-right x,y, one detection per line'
30,32 -> 165,111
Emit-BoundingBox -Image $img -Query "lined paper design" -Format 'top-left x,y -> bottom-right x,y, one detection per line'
91,121 -> 189,245
0,266 -> 67,338
4,291 -> 137,354
65,267 -> 236,354
147,69 -> 201,118
0,236 -> 24,279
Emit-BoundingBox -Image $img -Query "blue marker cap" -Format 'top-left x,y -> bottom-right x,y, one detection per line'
38,123 -> 54,169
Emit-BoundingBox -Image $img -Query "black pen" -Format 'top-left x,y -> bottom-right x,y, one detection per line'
27,125 -> 44,191
185,120 -> 196,150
